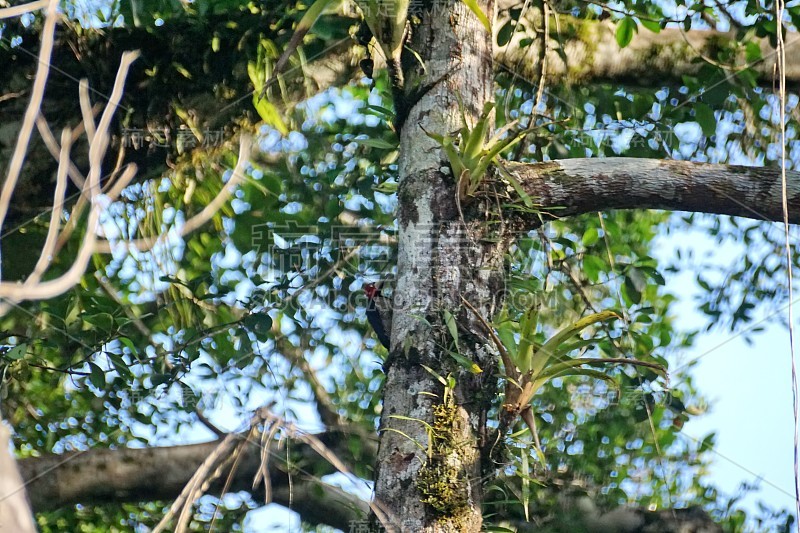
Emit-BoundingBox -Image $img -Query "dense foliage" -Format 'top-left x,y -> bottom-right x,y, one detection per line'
1,0 -> 799,530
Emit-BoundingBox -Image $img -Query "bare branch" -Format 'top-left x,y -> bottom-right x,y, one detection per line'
93,135 -> 253,253
78,79 -> 96,144
27,128 -> 71,281
0,0 -> 48,19
0,39 -> 253,313
0,0 -> 59,234
17,435 -> 371,531
504,158 -> 800,227
0,421 -> 36,533
35,116 -> 86,189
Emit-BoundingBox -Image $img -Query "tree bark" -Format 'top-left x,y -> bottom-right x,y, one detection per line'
497,17 -> 800,87
17,434 -> 370,530
372,1 -> 503,531
16,436 -> 722,531
503,157 -> 800,226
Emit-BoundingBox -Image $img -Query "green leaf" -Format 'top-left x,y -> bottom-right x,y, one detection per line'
151,373 -> 172,386
420,364 -> 448,387
496,20 -> 513,46
88,363 -> 106,389
251,96 -> 289,135
461,0 -> 492,33
441,137 -> 467,178
5,344 -> 27,360
358,137 -> 397,150
533,311 -> 620,376
520,447 -> 530,521
448,351 -> 483,374
517,304 -> 539,373
694,103 -> 716,137
443,309 -> 459,346
496,323 -> 519,362
532,367 -> 619,393
243,312 -> 274,341
119,337 -> 139,357
582,227 -> 599,246
615,17 -> 637,48
744,41 -> 762,63
623,275 -> 642,304
496,162 -> 533,207
463,102 -> 494,165
472,130 -> 525,181
556,338 -> 598,355
639,266 -> 666,286
83,312 -> 115,332
699,432 -> 716,452
537,356 -> 664,385
365,105 -> 396,119
108,353 -> 133,380
172,62 -> 192,79
583,254 -> 605,282
640,18 -> 662,33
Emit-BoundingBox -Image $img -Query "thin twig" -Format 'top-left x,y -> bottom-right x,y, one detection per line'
460,294 -> 519,381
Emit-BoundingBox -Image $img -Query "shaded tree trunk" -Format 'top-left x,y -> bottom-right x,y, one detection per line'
372,1 -> 501,531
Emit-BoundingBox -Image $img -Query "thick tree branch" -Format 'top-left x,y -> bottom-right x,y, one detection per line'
18,434 -> 373,530
15,434 -> 721,531
498,20 -> 800,87
499,501 -> 721,532
506,158 -> 800,225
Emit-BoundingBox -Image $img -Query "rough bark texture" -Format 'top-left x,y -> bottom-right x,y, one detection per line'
497,17 -> 800,87
18,435 -> 370,530
504,157 -> 800,225
372,1 -> 503,531
16,437 -> 722,531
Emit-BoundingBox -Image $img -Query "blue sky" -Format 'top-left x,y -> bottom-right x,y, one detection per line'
656,225 -> 798,517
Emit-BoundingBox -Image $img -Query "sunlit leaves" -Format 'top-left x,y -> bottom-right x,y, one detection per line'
693,103 -> 716,138
4,344 -> 27,361
615,16 -> 637,48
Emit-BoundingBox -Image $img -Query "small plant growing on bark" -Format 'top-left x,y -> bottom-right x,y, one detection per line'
423,101 -> 529,205
461,296 -> 667,453
415,367 -> 470,516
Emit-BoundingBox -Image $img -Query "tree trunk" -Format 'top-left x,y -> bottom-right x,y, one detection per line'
372,2 -> 502,531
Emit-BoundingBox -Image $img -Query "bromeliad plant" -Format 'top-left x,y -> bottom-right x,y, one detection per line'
424,101 -> 531,206
461,297 -> 666,452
